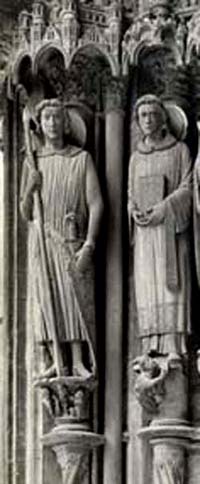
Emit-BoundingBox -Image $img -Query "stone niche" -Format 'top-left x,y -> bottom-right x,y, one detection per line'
2,1 -> 200,484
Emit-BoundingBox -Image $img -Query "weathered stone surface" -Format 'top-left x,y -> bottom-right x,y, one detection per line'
3,2 -> 200,484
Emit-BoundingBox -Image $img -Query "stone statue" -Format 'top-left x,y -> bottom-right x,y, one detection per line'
20,98 -> 103,379
128,94 -> 192,356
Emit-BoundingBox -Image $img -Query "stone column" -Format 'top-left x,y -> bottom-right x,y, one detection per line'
151,435 -> 185,484
103,78 -> 125,484
139,423 -> 188,484
3,88 -> 27,484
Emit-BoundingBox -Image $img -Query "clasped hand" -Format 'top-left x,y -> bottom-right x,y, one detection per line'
133,202 -> 166,227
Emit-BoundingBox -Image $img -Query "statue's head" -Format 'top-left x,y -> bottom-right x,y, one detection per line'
35,99 -> 70,143
34,98 -> 87,147
135,94 -> 168,139
134,94 -> 188,142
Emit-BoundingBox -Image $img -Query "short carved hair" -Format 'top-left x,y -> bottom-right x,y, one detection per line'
134,94 -> 168,126
35,98 -> 71,135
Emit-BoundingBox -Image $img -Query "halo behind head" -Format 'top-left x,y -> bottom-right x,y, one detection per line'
134,94 -> 188,141
164,102 -> 188,141
34,98 -> 87,148
135,94 -> 167,124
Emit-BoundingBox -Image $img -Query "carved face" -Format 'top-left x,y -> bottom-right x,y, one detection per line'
40,105 -> 65,141
138,103 -> 164,137
151,6 -> 169,22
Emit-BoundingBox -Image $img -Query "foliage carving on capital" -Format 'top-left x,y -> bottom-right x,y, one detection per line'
35,376 -> 97,423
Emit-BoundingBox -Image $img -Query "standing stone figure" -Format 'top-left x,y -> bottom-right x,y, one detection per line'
128,94 -> 192,356
20,98 -> 103,378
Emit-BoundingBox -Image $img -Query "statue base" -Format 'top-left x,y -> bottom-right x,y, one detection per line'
38,375 -> 104,483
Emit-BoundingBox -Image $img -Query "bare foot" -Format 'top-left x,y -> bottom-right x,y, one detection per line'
38,364 -> 56,379
73,363 -> 92,379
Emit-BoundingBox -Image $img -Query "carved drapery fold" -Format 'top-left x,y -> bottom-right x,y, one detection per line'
4,2 -> 200,484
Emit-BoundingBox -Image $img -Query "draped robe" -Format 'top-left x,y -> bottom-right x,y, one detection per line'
128,134 -> 192,355
20,145 -> 97,371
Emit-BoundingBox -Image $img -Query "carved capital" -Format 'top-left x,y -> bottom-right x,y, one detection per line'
35,376 -> 97,424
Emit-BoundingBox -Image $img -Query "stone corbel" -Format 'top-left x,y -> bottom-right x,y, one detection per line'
131,353 -> 188,422
131,355 -> 168,417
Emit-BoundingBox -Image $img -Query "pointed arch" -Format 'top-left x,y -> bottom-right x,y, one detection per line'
68,43 -> 118,76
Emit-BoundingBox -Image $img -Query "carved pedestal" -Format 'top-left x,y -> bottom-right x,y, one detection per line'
37,376 -> 104,484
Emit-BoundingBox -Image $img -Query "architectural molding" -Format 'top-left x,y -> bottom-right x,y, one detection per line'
3,1 -> 200,484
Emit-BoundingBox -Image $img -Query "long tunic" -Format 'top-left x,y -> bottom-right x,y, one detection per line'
21,145 -> 96,368
128,135 -> 192,355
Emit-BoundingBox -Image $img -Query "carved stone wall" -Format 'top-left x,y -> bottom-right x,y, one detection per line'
2,1 -> 200,484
